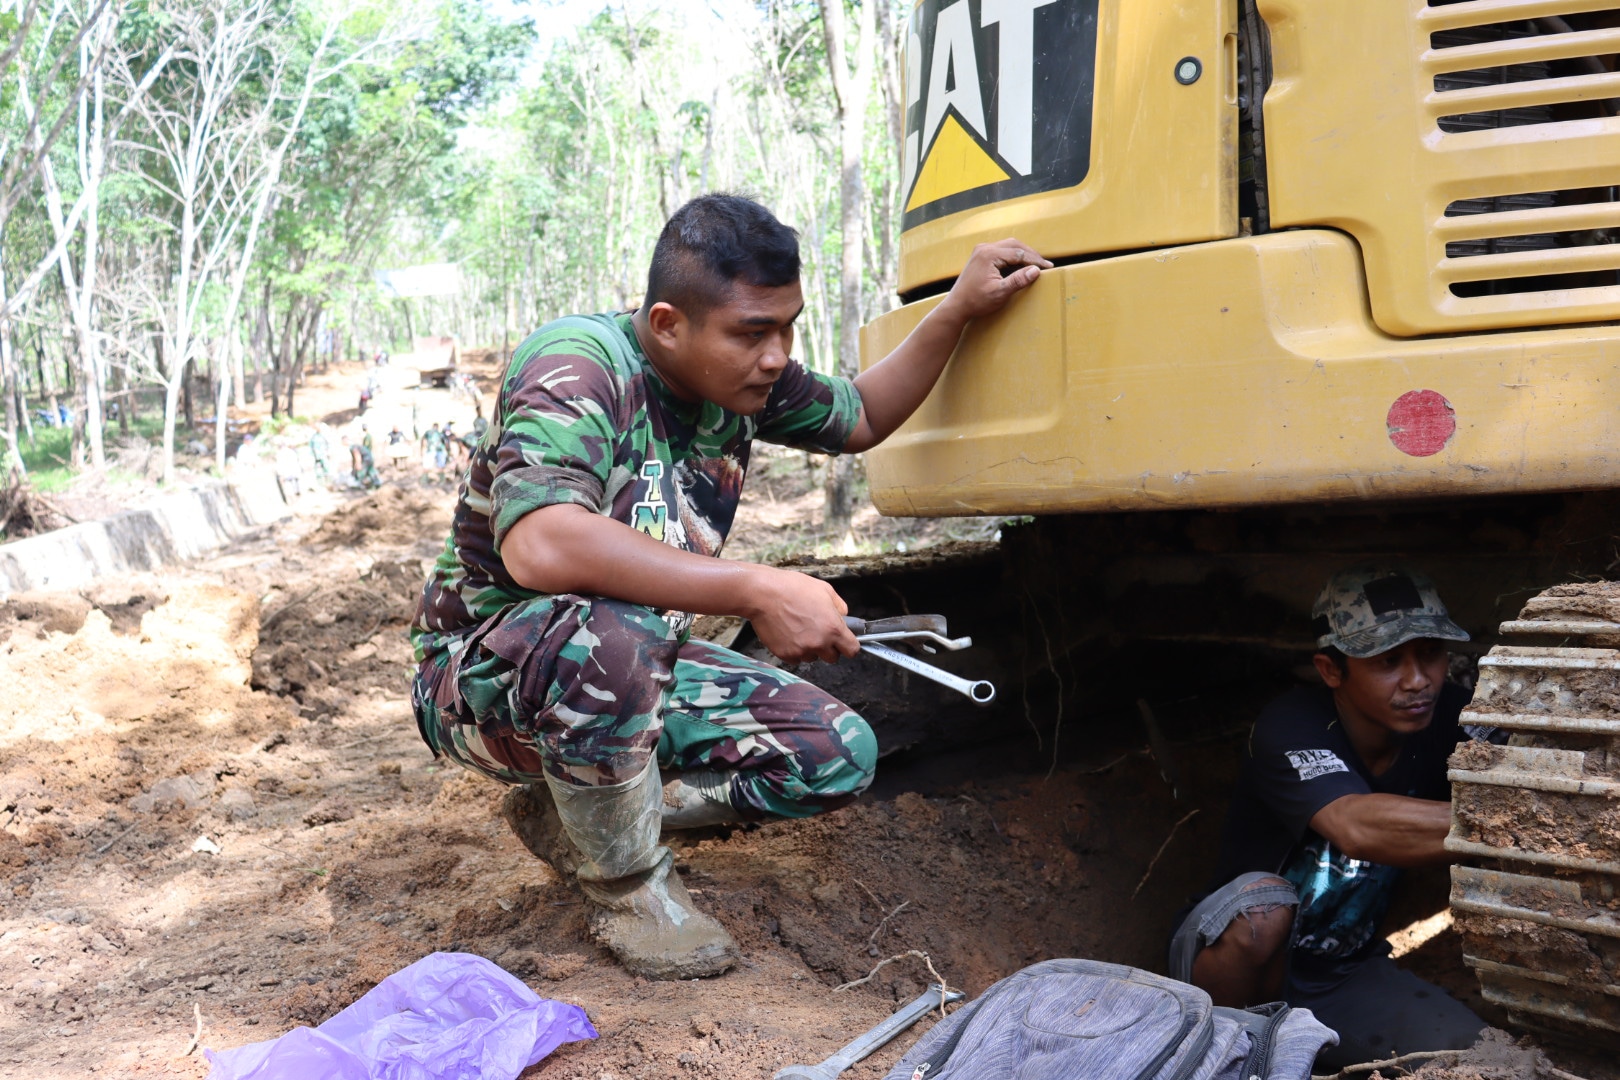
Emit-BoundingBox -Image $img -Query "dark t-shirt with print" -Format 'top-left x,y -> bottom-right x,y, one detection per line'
1211,681 -> 1470,987
412,312 -> 862,662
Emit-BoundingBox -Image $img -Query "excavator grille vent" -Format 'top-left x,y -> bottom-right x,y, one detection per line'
1426,6 -> 1620,300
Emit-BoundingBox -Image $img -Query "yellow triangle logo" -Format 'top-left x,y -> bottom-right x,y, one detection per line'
906,113 -> 1011,213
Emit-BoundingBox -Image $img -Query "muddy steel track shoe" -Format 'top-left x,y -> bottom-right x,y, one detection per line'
545,763 -> 738,979
1446,583 -> 1620,1045
660,769 -> 746,830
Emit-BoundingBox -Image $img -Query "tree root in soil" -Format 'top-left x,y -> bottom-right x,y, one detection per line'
834,950 -> 956,1018
1131,809 -> 1201,899
0,474 -> 72,538
1314,1048 -> 1591,1080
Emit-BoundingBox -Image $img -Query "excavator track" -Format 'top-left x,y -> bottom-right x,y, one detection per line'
1447,583 -> 1620,1044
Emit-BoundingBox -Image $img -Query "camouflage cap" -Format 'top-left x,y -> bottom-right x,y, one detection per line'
1311,564 -> 1469,658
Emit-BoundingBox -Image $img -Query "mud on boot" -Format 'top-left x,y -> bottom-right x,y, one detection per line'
499,782 -> 580,876
546,763 -> 738,980
579,847 -> 737,979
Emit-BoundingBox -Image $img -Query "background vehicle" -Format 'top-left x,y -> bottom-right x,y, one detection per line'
857,0 -> 1620,1043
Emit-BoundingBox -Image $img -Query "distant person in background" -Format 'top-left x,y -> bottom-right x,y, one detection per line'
386,426 -> 411,471
349,438 -> 380,490
309,426 -> 333,482
274,446 -> 302,499
442,421 -> 467,468
420,422 -> 449,481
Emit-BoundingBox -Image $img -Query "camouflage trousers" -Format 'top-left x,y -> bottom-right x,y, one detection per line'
412,595 -> 878,819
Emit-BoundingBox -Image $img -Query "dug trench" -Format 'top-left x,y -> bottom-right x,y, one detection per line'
0,486 -> 1607,1079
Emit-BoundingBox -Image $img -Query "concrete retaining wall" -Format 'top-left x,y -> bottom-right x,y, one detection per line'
0,470 -> 290,595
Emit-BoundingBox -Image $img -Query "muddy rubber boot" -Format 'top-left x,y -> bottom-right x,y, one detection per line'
545,763 -> 738,980
660,769 -> 747,830
499,783 -> 580,876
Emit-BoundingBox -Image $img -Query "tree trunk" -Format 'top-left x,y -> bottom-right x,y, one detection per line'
181,357 -> 195,432
252,294 -> 270,404
156,334 -> 180,486
70,382 -> 86,467
818,0 -> 875,540
0,262 -> 18,463
161,373 -> 183,486
232,312 -> 247,408
39,329 -> 59,420
874,0 -> 905,311
215,330 -> 233,474
117,360 -> 130,436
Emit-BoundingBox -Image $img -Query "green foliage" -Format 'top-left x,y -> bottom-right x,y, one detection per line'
19,415 -> 170,492
257,0 -> 538,326
2,0 -> 908,492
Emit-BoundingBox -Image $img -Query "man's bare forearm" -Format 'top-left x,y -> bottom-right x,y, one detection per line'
499,504 -> 858,664
842,240 -> 1050,453
1308,793 -> 1453,867
502,504 -> 770,617
845,303 -> 971,452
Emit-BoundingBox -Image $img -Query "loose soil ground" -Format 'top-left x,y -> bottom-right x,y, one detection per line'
0,360 -> 1610,1080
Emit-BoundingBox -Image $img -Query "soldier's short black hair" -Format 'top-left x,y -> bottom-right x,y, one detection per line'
644,194 -> 800,321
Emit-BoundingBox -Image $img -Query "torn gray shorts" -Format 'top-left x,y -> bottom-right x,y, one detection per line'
1167,872 -> 1299,983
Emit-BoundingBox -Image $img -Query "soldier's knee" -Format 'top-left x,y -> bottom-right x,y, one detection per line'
789,708 -> 876,803
834,709 -> 878,791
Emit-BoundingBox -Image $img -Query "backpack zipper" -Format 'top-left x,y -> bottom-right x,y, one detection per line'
1238,1004 -> 1290,1080
905,997 -> 982,1079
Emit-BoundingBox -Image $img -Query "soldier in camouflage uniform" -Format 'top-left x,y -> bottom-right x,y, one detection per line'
412,193 -> 1049,979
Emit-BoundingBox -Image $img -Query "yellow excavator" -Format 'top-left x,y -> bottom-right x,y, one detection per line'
860,0 -> 1620,1043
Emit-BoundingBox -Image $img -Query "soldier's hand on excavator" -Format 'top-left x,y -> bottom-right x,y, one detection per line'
842,239 -> 1053,454
742,565 -> 860,665
936,238 -> 1053,323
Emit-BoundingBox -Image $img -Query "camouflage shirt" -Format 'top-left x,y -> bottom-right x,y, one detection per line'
412,312 -> 862,659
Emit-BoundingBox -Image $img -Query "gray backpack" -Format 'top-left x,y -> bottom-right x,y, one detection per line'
883,960 -> 1337,1080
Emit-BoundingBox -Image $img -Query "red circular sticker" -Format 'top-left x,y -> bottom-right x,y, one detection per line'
1386,390 -> 1455,457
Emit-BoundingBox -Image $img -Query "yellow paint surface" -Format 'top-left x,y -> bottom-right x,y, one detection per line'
861,232 -> 1620,517
906,114 -> 1011,213
1260,0 -> 1620,334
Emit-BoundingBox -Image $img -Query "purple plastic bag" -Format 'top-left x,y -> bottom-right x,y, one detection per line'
204,952 -> 598,1080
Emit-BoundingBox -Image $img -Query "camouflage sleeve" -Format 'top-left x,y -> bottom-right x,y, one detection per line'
488,339 -> 623,549
753,360 -> 863,454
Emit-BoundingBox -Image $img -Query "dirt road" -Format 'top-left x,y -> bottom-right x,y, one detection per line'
0,477 -> 1210,1078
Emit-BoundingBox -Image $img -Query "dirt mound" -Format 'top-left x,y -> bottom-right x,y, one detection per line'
304,486 -> 451,550
1398,1028 -> 1570,1080
251,558 -> 423,718
690,784 -> 1123,995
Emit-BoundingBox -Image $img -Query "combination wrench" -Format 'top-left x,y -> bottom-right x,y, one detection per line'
844,615 -> 997,706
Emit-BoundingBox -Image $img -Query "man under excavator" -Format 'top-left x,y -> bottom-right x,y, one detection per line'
1169,565 -> 1490,1068
409,193 -> 1049,980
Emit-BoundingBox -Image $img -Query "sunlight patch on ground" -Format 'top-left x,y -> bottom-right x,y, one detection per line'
1389,909 -> 1453,958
